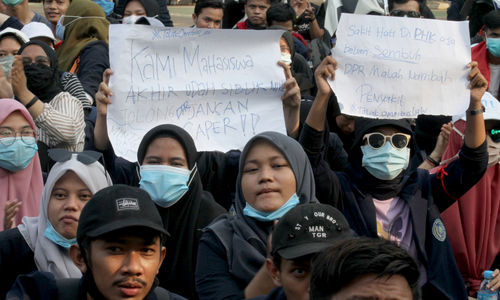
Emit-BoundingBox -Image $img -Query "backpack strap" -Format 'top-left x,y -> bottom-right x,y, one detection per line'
56,278 -> 80,300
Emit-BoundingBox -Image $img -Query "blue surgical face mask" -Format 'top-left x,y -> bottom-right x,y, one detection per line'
2,0 -> 23,7
361,142 -> 410,180
93,0 -> 115,16
139,164 -> 193,208
44,222 -> 76,249
0,137 -> 38,172
487,37 -> 500,57
55,16 -> 65,41
243,193 -> 300,222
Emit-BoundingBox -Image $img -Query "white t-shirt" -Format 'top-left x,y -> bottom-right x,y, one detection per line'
488,63 -> 500,97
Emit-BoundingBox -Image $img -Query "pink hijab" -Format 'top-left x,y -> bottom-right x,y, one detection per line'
441,120 -> 500,295
0,99 -> 43,230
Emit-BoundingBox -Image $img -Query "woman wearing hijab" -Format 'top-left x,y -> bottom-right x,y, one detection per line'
0,99 -> 43,232
114,0 -> 173,26
195,131 -> 317,300
132,124 -> 226,299
56,0 -> 110,99
0,149 -> 112,300
440,104 -> 500,296
300,57 -> 489,299
10,40 -> 85,171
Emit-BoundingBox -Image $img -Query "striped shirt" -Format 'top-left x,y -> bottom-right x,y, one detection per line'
34,91 -> 85,152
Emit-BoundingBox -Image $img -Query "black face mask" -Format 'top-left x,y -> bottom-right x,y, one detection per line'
24,64 -> 62,102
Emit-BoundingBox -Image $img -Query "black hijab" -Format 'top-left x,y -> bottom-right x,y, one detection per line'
347,118 -> 415,200
116,0 -> 160,17
137,124 -> 225,300
18,40 -> 63,103
206,131 -> 318,286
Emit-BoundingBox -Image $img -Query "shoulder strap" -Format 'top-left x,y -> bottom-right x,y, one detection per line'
56,278 -> 80,300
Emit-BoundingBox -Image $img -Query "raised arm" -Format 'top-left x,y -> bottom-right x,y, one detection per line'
94,69 -> 113,151
279,61 -> 301,139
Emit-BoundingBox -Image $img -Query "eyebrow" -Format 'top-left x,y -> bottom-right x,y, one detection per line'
244,155 -> 286,165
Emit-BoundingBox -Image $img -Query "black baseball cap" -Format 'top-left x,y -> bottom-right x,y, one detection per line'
271,203 -> 354,259
77,185 -> 169,244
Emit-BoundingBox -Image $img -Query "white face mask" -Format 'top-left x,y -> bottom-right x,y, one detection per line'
280,52 -> 292,65
123,15 -> 140,24
487,134 -> 500,167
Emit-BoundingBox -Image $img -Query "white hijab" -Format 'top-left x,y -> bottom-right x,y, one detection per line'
17,154 -> 112,279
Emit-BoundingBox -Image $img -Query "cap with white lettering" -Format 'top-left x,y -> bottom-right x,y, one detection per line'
77,184 -> 168,244
271,203 -> 354,259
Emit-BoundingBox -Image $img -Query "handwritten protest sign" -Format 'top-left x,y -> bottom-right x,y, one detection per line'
108,26 -> 286,162
330,14 -> 471,119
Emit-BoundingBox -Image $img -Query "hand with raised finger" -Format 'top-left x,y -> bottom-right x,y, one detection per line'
314,56 -> 337,97
4,199 -> 21,230
304,1 -> 315,21
279,61 -> 300,109
95,69 -> 114,117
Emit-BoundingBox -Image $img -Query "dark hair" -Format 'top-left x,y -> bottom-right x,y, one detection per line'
388,0 -> 424,13
266,3 -> 295,27
79,226 -> 167,267
484,10 -> 500,31
0,33 -> 24,46
194,0 -> 224,16
310,237 -> 421,300
245,0 -> 273,7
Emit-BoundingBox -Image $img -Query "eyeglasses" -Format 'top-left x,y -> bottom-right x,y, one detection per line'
21,56 -> 50,67
48,148 -> 103,165
0,127 -> 36,146
390,10 -> 421,18
362,132 -> 411,149
490,129 -> 500,143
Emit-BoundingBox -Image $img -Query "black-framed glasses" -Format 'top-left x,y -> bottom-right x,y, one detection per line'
0,127 -> 36,146
490,129 -> 500,143
390,10 -> 421,18
363,132 -> 411,149
48,148 -> 103,165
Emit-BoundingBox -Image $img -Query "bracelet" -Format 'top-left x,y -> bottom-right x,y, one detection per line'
466,105 -> 485,116
25,96 -> 39,109
426,156 -> 440,166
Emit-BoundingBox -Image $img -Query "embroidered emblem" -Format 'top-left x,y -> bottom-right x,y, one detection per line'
116,198 -> 139,211
432,219 -> 446,242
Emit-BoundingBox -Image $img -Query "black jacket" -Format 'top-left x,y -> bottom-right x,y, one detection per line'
0,228 -> 36,300
299,124 -> 488,300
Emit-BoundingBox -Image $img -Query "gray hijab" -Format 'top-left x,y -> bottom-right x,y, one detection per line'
207,131 -> 317,285
17,155 -> 112,279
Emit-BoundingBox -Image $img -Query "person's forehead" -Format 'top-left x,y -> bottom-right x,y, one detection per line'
21,44 -> 47,57
368,125 -> 402,135
486,27 -> 500,35
393,0 -> 420,12
199,6 -> 223,17
0,36 -> 21,47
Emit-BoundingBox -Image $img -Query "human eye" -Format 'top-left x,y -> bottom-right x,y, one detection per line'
0,128 -> 13,137
292,267 -> 307,277
141,247 -> 156,256
243,164 -> 258,173
21,128 -> 34,137
52,191 -> 67,200
79,192 -> 92,202
107,246 -> 123,253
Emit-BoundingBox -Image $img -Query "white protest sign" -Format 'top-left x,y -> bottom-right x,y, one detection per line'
331,14 -> 471,119
108,26 -> 287,162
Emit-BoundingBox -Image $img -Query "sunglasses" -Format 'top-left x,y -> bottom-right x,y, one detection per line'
48,148 -> 103,165
390,10 -> 421,18
490,129 -> 500,143
363,132 -> 411,150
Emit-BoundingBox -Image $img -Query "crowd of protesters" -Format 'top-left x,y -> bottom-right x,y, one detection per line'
0,0 -> 500,299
